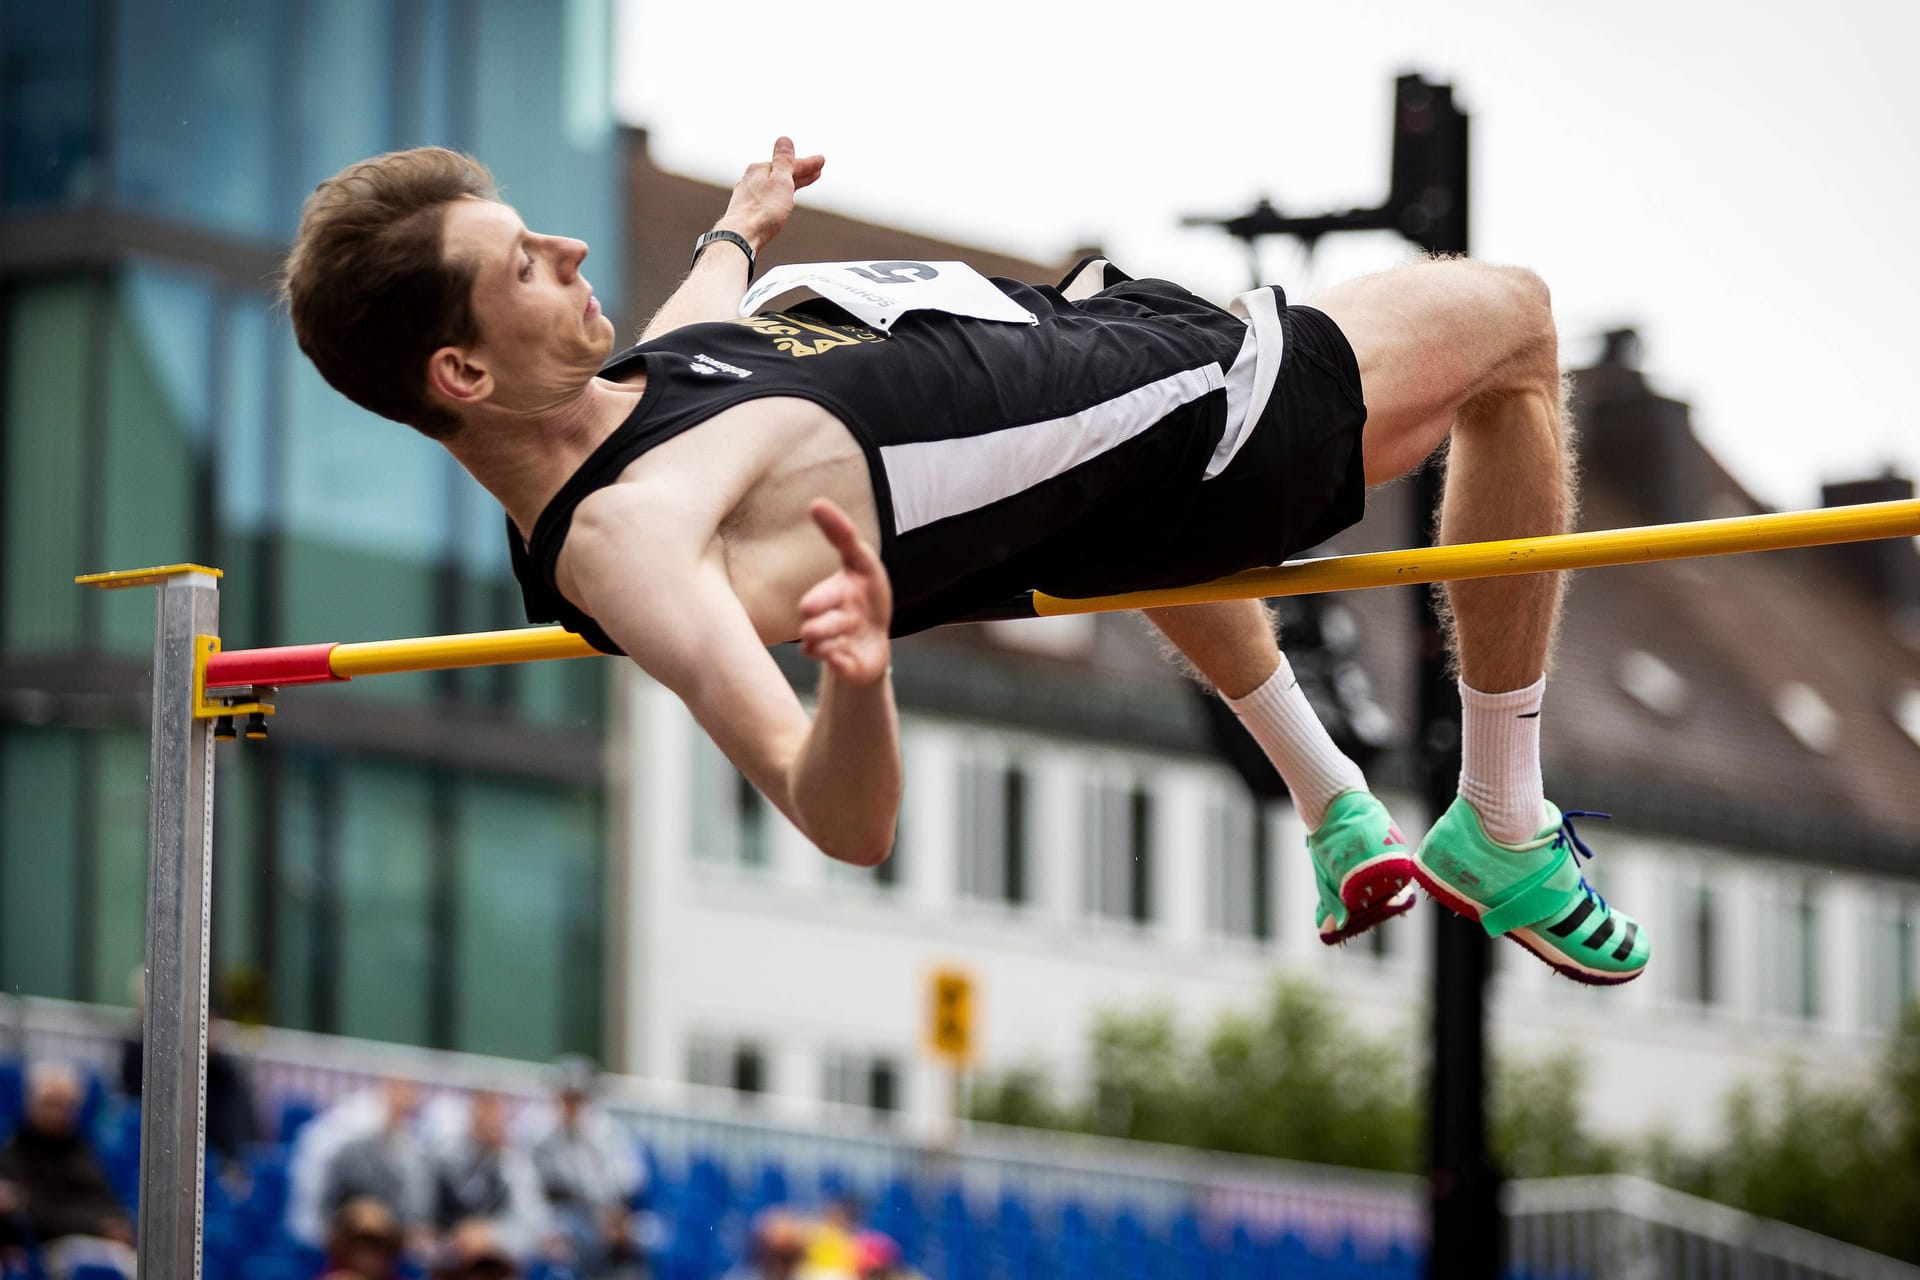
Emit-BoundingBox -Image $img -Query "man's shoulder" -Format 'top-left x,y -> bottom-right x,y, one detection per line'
556,478 -> 714,612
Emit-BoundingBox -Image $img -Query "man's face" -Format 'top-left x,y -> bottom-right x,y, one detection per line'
26,1074 -> 80,1136
438,197 -> 616,415
471,1092 -> 507,1149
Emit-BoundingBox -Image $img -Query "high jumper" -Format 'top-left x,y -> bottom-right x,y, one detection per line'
281,136 -> 1643,983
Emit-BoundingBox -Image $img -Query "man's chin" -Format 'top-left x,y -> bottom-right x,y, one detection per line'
591,318 -> 618,357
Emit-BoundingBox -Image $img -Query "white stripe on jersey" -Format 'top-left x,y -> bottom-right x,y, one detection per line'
880,364 -> 1227,535
1208,286 -> 1288,479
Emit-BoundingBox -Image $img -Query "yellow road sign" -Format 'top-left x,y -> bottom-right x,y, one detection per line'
927,968 -> 976,1065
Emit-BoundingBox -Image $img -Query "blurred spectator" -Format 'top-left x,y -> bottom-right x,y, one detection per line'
319,1196 -> 407,1280
851,1231 -> 923,1280
799,1192 -> 862,1275
120,1004 -> 258,1180
0,1061 -> 135,1280
0,1176 -> 27,1265
421,1091 -> 550,1260
517,1056 -> 647,1276
722,1210 -> 805,1280
288,1079 -> 433,1249
430,1217 -> 520,1280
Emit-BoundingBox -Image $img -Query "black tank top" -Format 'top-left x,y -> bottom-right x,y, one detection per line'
509,276 -> 1246,653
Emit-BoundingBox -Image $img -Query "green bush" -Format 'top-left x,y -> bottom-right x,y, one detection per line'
969,978 -> 1420,1173
970,977 -> 1920,1263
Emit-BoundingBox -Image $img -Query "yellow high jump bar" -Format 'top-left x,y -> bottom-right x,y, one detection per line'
1028,496 -> 1920,615
189,498 -> 1919,689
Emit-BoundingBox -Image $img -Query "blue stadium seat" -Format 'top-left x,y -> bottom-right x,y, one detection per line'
241,1253 -> 307,1280
244,1146 -> 292,1226
202,1209 -> 248,1267
1170,1211 -> 1211,1279
0,1061 -> 25,1131
1057,1201 -> 1100,1280
748,1159 -> 788,1211
872,1175 -> 923,1261
996,1192 -> 1042,1280
65,1266 -> 128,1280
273,1098 -> 316,1146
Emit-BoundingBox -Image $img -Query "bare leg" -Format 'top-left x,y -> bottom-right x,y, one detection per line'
1310,259 -> 1572,691
1143,599 -> 1278,700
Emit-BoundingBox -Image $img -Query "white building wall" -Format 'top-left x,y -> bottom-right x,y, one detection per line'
613,672 -> 1904,1151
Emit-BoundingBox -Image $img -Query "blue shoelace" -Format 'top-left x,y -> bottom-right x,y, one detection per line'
1551,810 -> 1613,911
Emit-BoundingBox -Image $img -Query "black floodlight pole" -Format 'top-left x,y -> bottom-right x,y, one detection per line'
1181,73 -> 1499,1280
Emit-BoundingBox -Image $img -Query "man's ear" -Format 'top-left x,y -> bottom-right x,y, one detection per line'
426,345 -> 491,411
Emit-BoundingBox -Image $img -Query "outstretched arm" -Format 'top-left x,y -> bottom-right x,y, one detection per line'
565,492 -> 900,865
640,136 -> 826,341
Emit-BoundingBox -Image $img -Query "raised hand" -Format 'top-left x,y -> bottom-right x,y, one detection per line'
797,498 -> 892,685
718,136 -> 827,252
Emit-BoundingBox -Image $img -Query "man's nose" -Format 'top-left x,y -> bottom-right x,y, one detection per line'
558,238 -> 589,279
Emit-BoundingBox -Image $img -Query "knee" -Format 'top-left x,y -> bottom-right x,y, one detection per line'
1485,264 -> 1557,366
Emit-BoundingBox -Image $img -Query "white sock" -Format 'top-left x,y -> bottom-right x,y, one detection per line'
1458,676 -> 1548,844
1227,655 -> 1367,829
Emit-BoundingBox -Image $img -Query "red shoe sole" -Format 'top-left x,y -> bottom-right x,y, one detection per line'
1319,857 -> 1416,946
1407,860 -> 1643,987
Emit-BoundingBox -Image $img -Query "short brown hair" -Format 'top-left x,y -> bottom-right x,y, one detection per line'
281,147 -> 498,439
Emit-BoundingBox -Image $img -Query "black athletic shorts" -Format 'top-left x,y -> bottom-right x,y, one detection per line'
887,271 -> 1369,632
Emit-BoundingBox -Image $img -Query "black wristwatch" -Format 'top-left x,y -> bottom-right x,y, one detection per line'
691,229 -> 755,276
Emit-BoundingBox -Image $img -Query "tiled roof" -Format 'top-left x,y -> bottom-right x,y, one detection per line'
620,132 -> 1920,873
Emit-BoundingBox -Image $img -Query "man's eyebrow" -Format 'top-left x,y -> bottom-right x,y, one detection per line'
503,223 -> 529,275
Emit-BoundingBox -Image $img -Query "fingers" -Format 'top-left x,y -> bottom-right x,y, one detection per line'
792,153 -> 826,190
809,498 -> 878,571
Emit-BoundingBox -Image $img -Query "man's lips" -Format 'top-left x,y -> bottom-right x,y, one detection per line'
585,293 -> 600,319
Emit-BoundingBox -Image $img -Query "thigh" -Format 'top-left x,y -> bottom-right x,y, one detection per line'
1308,258 -> 1552,483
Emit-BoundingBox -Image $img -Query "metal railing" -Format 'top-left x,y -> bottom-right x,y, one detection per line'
6,995 -> 1915,1279
1506,1176 -> 1920,1280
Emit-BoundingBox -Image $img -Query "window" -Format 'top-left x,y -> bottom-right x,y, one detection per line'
691,730 -> 770,869
690,1035 -> 768,1097
1206,790 -> 1272,941
1866,896 -> 1917,1032
109,0 -> 289,235
0,726 -> 85,999
2,0 -> 103,208
823,1050 -> 901,1116
100,267 -> 214,655
1085,777 -> 1154,925
1672,883 -> 1718,1007
453,777 -> 602,1059
3,279 -> 93,652
335,762 -> 437,1046
958,754 -> 1028,907
1768,882 -> 1822,1022
0,725 -> 153,1007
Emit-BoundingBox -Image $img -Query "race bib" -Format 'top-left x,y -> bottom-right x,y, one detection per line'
738,260 -> 1037,332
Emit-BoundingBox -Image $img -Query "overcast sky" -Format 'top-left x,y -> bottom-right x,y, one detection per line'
617,0 -> 1918,516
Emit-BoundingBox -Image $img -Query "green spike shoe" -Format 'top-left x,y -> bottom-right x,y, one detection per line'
1309,790 -> 1417,945
1412,798 -> 1650,985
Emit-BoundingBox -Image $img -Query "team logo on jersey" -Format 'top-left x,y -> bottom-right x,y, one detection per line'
732,312 -> 885,357
689,354 -> 752,378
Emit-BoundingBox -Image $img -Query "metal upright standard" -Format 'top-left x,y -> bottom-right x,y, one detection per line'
74,564 -> 228,1280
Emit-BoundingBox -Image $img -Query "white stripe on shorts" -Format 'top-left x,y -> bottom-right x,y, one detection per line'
1206,286 -> 1287,479
881,364 -> 1227,535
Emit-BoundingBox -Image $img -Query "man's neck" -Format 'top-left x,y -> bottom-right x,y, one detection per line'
447,374 -> 645,538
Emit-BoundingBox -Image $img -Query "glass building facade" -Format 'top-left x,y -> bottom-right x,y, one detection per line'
0,0 -> 622,1061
